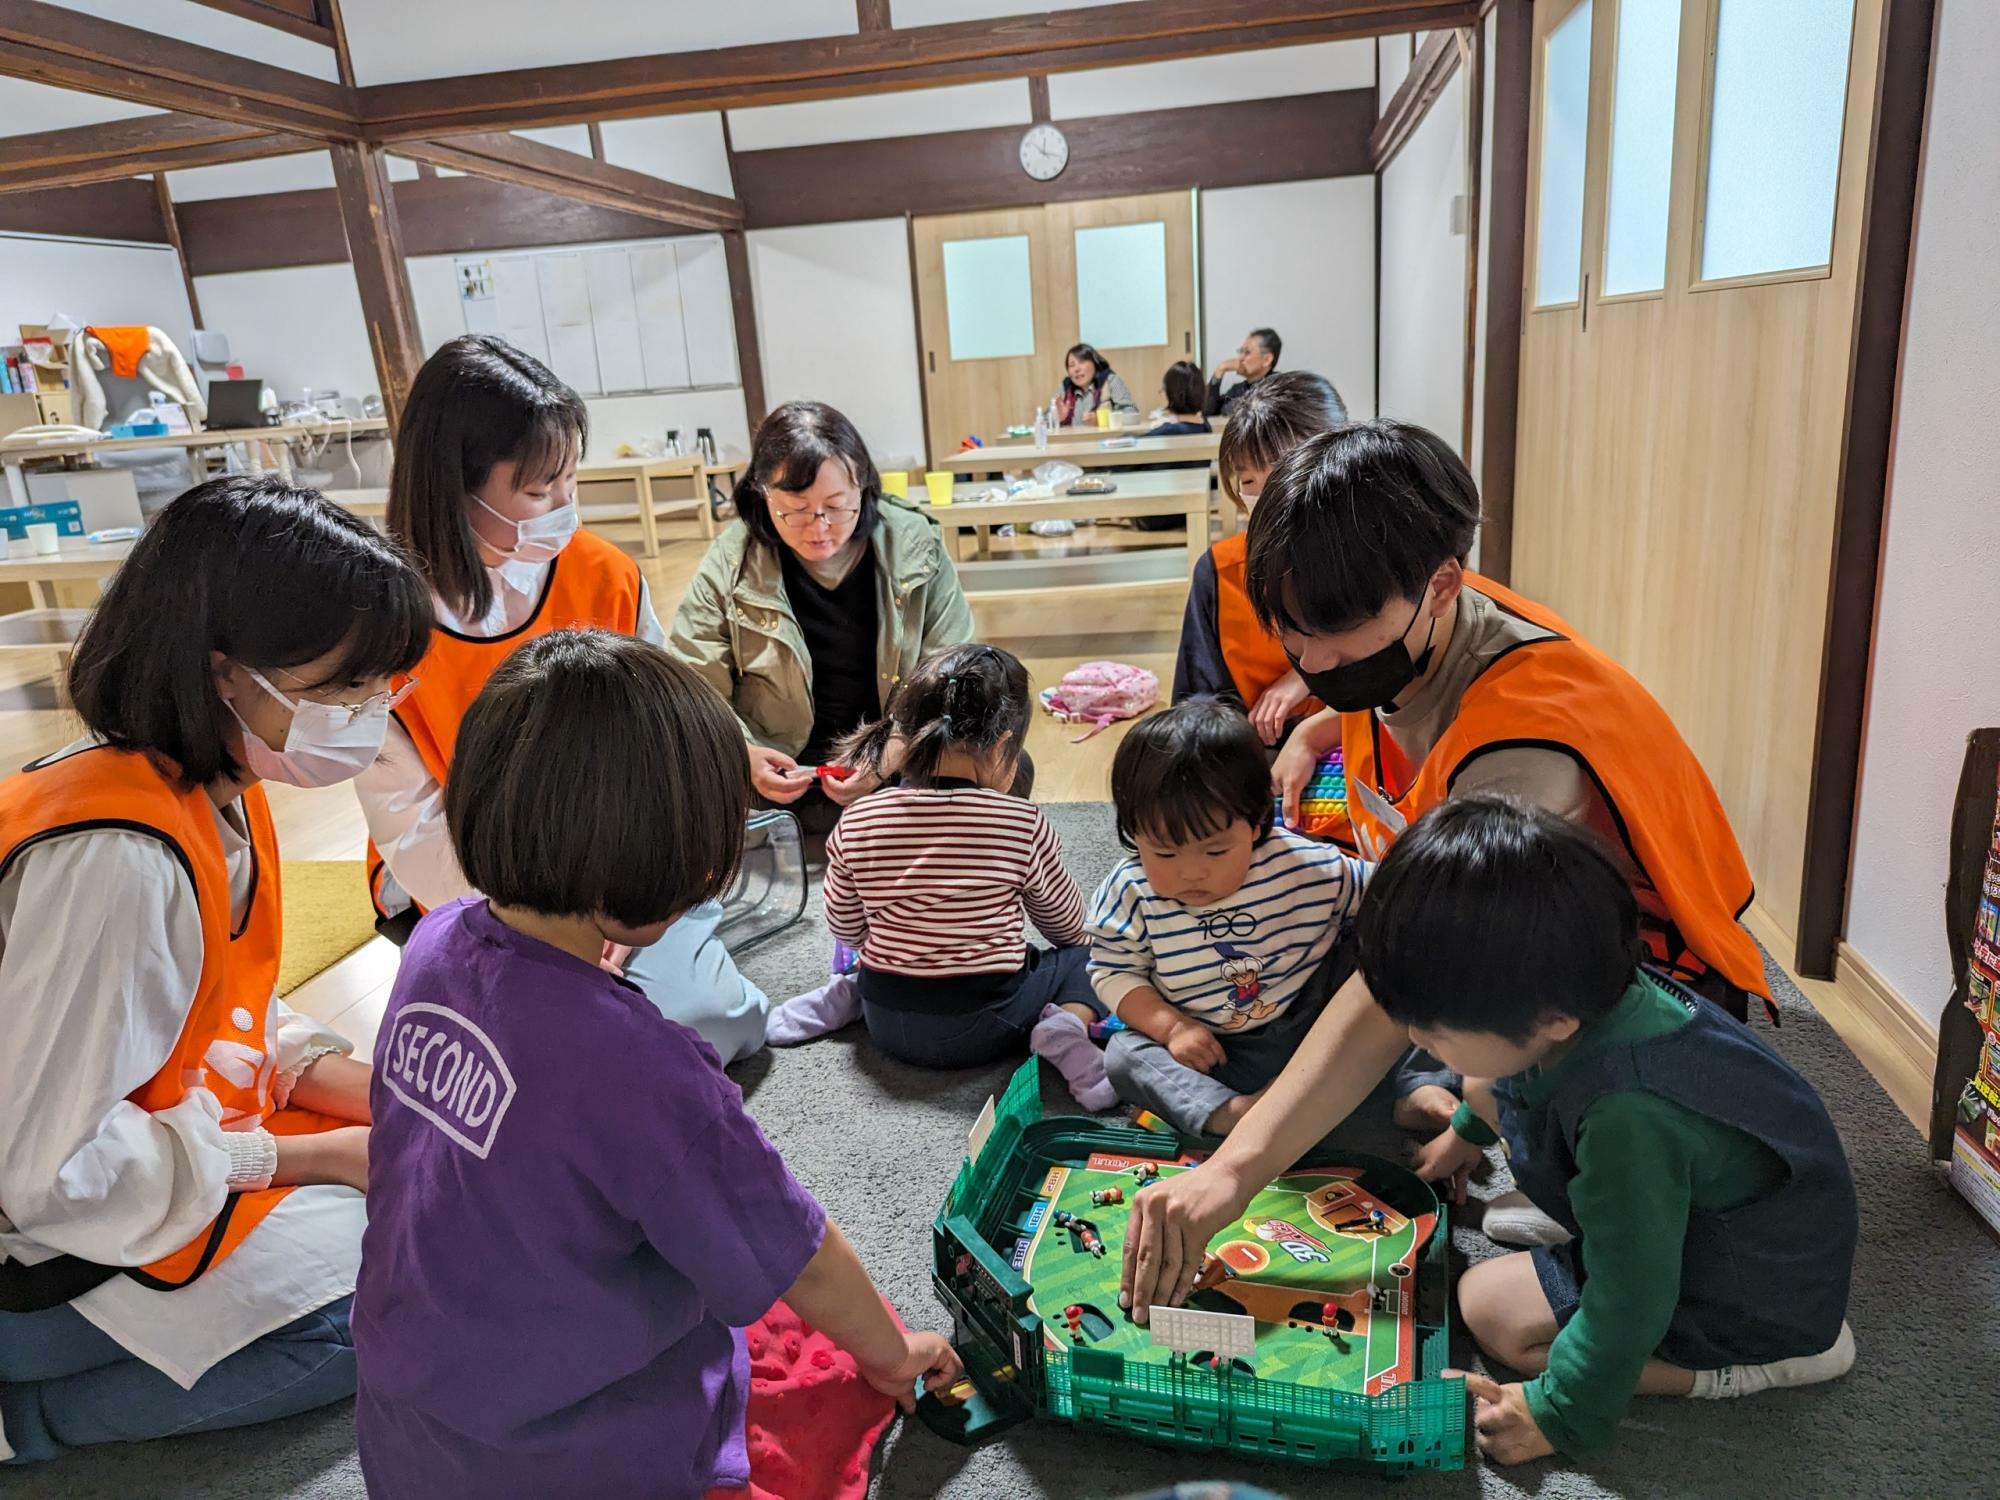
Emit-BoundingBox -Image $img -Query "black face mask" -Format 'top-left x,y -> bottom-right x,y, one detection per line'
1292,596 -> 1437,713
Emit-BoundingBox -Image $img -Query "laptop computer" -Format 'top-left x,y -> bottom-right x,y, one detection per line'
204,378 -> 268,430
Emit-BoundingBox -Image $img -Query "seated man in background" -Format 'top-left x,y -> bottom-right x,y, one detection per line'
1205,327 -> 1281,420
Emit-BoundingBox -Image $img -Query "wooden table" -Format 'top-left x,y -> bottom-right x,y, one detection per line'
0,606 -> 91,676
1,418 -> 392,504
937,431 -> 1220,474
575,454 -> 746,556
0,536 -> 133,608
917,467 -> 1212,598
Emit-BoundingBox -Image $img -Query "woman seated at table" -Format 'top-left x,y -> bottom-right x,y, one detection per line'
0,477 -> 428,1462
669,400 -> 978,835
1128,360 -> 1216,533
1051,343 -> 1139,428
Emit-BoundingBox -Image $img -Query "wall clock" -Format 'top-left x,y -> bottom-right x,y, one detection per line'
1019,123 -> 1070,182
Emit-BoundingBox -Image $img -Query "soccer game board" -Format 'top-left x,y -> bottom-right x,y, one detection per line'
1017,1152 -> 1434,1396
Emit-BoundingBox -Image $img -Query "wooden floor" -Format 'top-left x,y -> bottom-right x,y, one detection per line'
5,516 -> 1930,1132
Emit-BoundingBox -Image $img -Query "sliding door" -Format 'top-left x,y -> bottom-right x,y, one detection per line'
1513,0 -> 1880,944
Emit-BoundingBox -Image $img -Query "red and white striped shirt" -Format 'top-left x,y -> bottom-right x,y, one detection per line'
823,784 -> 1086,977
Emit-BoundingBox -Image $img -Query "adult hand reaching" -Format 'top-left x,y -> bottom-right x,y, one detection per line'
748,744 -> 807,804
1271,728 -> 1320,829
1249,671 -> 1312,747
1118,1158 -> 1251,1324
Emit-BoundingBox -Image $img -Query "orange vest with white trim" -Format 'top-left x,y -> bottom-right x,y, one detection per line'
1211,530 -> 1323,717
367,532 -> 642,916
1339,575 -> 1772,1004
0,744 -> 342,1288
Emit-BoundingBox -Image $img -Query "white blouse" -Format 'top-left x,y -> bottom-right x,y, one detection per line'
0,759 -> 360,1456
354,559 -> 665,913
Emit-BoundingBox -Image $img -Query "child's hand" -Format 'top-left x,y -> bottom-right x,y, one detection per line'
822,765 -> 879,807
748,744 -> 808,804
599,941 -> 633,976
1411,1127 -> 1486,1203
1166,1020 -> 1226,1073
860,1330 -> 964,1413
1456,1372 -> 1555,1465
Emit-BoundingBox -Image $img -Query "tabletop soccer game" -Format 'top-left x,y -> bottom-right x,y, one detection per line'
922,1061 -> 1466,1472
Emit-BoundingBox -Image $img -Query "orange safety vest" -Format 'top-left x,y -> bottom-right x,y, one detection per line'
0,744 -> 343,1292
1338,575 -> 1772,1004
367,532 -> 643,918
1211,530 -> 1323,717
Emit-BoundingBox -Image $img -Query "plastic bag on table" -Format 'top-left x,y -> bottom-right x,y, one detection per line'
1031,460 -> 1083,487
716,809 -> 808,951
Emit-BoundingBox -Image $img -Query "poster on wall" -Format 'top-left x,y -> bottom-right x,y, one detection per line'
1947,764 -> 2000,1236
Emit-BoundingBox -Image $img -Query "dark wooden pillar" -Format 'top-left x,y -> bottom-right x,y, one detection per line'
152,173 -> 203,329
330,141 -> 423,432
1475,0 -> 1532,588
722,228 -> 767,431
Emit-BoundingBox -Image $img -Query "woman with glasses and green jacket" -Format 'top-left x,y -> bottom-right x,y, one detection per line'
669,401 -> 976,835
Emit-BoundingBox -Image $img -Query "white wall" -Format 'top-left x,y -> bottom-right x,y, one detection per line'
1378,68 -> 1468,452
1844,0 -> 2000,1023
746,219 -> 928,471
0,233 -> 196,376
1200,178 -> 1376,421
1048,39 -> 1374,118
598,114 -> 735,198
1378,34 -> 1415,115
729,80 -> 1032,151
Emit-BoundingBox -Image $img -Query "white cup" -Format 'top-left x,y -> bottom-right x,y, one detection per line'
25,522 -> 60,556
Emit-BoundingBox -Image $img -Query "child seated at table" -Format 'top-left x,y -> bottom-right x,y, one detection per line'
1090,698 -> 1385,1137
769,643 -> 1115,1109
353,629 -> 958,1497
1358,795 -> 1858,1465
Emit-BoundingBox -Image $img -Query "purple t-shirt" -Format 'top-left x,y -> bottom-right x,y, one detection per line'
354,898 -> 825,1497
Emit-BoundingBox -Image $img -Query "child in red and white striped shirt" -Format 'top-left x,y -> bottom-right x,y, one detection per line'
769,644 -> 1113,1108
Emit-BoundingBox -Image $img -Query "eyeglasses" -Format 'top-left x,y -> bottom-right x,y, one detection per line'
772,503 -> 861,530
268,668 -> 421,723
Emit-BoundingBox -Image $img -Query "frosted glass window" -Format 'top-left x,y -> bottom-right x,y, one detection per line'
1535,1 -> 1593,307
1075,221 -> 1169,349
1701,0 -> 1855,281
1601,0 -> 1681,294
942,235 -> 1036,360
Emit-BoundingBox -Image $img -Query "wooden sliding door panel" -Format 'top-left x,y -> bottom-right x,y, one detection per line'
1044,191 -> 1197,426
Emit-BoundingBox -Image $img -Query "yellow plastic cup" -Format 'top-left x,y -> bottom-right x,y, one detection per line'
879,470 -> 909,498
1096,405 -> 1111,429
925,471 -> 956,507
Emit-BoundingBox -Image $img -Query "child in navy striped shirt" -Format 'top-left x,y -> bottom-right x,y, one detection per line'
1090,698 -> 1374,1137
771,644 -> 1116,1108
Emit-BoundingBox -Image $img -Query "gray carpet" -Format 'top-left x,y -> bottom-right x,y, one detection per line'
5,803 -> 1993,1499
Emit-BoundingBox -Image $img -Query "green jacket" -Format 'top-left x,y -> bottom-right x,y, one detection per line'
667,501 -> 975,754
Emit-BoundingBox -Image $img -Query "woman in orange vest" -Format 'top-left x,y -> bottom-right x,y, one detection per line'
0,477 -> 431,1461
1170,372 -> 1346,745
355,335 -> 768,1063
1120,419 -> 1777,1316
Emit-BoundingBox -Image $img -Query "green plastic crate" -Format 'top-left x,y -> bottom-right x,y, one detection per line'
924,1060 -> 1466,1473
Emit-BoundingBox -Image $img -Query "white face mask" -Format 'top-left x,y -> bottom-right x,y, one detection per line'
228,666 -> 395,788
471,493 -> 579,565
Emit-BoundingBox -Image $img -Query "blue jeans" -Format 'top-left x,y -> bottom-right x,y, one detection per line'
861,945 -> 1101,1068
623,898 -> 772,1066
0,1295 -> 354,1464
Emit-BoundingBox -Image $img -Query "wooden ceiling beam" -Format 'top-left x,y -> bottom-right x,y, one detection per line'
0,0 -> 357,139
393,132 -> 743,231
185,0 -> 336,47
0,113 -> 320,193
355,0 -> 1478,137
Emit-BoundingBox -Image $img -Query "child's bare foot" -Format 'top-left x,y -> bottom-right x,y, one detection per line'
1393,1084 -> 1459,1134
1203,1090 -> 1264,1136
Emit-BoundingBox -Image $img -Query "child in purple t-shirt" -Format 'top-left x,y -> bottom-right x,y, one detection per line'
353,630 -> 959,1498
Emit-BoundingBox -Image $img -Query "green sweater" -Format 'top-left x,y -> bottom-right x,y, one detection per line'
1512,975 -> 1785,1453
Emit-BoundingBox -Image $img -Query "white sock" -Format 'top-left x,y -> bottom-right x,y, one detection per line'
1030,1005 -> 1118,1112
1688,1322 -> 1855,1399
765,972 -> 861,1046
1481,1189 -> 1573,1248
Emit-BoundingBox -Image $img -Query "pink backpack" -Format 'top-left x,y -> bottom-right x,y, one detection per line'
1039,661 -> 1160,741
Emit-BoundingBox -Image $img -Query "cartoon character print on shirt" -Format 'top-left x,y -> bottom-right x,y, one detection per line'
1213,942 -> 1278,1030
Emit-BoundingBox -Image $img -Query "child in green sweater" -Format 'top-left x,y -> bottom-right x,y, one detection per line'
1356,795 -> 1859,1464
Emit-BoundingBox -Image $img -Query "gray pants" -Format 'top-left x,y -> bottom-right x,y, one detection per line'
1103,938 -> 1416,1155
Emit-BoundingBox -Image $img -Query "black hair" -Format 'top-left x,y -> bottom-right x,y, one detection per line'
1358,796 -> 1641,1042
1064,343 -> 1112,391
1246,419 -> 1480,636
387,334 -> 589,623
1249,328 -> 1282,367
67,476 -> 433,790
837,642 -> 1029,788
1215,371 -> 1348,508
446,629 -> 747,928
1111,697 -> 1275,850
734,400 -> 883,550
1162,360 -> 1206,417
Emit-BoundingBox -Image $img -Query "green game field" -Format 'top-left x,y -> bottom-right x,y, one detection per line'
1018,1153 -> 1434,1396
